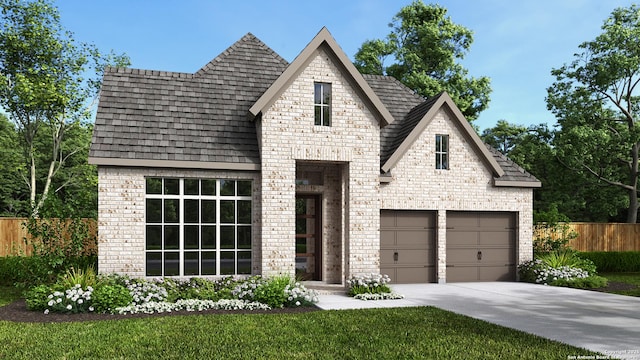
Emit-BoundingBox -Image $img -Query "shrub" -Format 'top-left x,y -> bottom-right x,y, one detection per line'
538,250 -> 597,275
283,281 -> 317,307
57,266 -> 97,289
162,277 -> 238,302
233,276 -> 317,308
24,284 -> 55,311
347,273 -> 391,296
124,279 -> 168,305
577,251 -> 640,272
518,259 -> 605,289
91,284 -> 133,313
44,285 -> 94,314
551,275 -> 608,289
0,255 -> 97,288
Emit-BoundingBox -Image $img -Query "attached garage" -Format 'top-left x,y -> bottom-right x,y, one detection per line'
446,211 -> 517,282
380,210 -> 436,283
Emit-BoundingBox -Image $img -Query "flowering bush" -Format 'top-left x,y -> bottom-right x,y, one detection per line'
354,293 -> 404,301
44,284 -> 94,314
115,299 -> 270,315
518,259 -> 607,288
284,282 -> 318,307
124,279 -> 168,305
347,273 -> 392,296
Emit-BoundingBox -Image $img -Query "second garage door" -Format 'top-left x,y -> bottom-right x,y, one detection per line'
446,212 -> 516,282
380,210 -> 436,283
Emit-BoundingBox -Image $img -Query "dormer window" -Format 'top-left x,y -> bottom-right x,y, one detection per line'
435,134 -> 449,170
314,82 -> 331,126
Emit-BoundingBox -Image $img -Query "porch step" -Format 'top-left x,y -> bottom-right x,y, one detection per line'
303,281 -> 346,295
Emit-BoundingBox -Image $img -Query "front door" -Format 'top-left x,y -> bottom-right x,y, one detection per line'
295,195 -> 322,280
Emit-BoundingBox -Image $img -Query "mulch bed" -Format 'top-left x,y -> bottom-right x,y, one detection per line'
0,299 -> 320,323
591,281 -> 639,293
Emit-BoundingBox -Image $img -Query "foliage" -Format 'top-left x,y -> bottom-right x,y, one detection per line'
56,265 -> 96,289
116,299 -> 271,315
354,0 -> 491,121
578,251 -> 640,272
547,4 -> 640,223
232,275 -> 316,308
532,215 -> 577,256
0,113 -> 25,216
90,284 -> 132,314
347,273 -> 392,296
0,254 -> 96,288
0,307 -> 598,359
518,252 -> 604,289
0,285 -> 21,306
480,120 -> 528,155
24,283 -> 55,311
22,217 -> 96,281
162,277 -> 238,302
44,285 -> 94,314
354,292 -> 405,301
0,0 -> 128,217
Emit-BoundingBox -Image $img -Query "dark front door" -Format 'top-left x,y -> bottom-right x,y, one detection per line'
295,195 -> 322,281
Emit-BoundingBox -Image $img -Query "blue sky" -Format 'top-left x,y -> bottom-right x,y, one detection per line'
56,0 -> 635,131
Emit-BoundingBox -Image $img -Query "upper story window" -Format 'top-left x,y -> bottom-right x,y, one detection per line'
314,82 -> 331,126
435,134 -> 449,170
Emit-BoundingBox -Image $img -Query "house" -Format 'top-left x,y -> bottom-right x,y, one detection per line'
89,27 -> 540,284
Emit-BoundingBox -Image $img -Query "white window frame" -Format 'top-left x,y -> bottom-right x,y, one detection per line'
435,134 -> 449,170
144,178 -> 252,277
314,82 -> 331,126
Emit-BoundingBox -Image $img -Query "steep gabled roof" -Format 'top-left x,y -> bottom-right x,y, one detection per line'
89,33 -> 288,169
366,75 -> 541,188
249,27 -> 394,127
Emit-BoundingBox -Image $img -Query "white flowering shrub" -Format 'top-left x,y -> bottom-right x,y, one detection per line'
518,259 -> 607,288
347,273 -> 392,296
284,282 -> 318,307
125,279 -> 168,305
45,284 -> 94,314
115,299 -> 271,315
354,293 -> 404,301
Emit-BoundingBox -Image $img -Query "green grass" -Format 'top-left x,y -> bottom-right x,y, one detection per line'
0,306 -> 596,359
602,272 -> 640,297
0,286 -> 21,306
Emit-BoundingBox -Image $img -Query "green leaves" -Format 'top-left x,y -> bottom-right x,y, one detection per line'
547,4 -> 640,222
354,0 -> 491,121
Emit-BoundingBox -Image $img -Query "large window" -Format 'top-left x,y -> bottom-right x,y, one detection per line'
435,134 -> 449,170
314,82 -> 331,126
145,178 -> 252,277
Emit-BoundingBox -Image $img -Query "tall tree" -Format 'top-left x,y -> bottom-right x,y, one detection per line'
0,0 -> 129,217
481,120 -> 528,155
354,1 -> 491,121
0,112 -> 26,215
547,4 -> 640,223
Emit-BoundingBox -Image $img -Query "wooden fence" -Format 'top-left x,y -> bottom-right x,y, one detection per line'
0,218 -> 97,257
535,222 -> 640,252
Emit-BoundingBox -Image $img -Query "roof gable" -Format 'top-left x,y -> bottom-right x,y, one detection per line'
381,92 -> 505,177
248,27 -> 394,127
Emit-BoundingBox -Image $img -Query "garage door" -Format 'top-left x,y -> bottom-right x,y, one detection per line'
446,212 -> 516,282
380,210 -> 436,283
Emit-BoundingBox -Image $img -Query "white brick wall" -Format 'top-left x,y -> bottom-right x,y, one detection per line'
98,167 -> 261,277
259,49 -> 381,282
380,108 -> 534,282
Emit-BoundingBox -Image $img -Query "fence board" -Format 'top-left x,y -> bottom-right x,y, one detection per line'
535,223 -> 640,252
0,218 -> 97,257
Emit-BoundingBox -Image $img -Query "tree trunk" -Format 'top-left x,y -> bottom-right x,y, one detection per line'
628,143 -> 640,223
628,189 -> 639,223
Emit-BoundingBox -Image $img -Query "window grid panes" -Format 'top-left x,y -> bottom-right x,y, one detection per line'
145,178 -> 252,277
435,134 -> 449,170
314,82 -> 331,126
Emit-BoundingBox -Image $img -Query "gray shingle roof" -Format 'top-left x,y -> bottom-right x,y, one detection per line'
89,33 -> 288,165
89,32 -> 538,187
364,74 -> 540,187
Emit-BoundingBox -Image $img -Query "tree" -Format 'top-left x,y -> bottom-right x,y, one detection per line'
354,1 -> 491,121
0,0 -> 129,218
481,120 -> 528,155
0,112 -> 26,215
547,5 -> 640,223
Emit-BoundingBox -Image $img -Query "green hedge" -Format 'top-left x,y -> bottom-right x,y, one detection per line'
0,255 -> 97,288
577,251 -> 640,273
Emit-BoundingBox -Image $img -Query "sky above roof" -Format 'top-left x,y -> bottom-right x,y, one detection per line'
56,0 -> 635,131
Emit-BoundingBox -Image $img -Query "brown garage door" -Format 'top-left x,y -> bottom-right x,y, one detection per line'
380,210 -> 436,283
446,212 -> 516,282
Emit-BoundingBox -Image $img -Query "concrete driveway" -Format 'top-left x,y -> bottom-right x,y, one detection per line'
316,282 -> 640,359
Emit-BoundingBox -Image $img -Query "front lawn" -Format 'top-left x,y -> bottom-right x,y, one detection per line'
600,272 -> 640,297
0,305 -> 597,359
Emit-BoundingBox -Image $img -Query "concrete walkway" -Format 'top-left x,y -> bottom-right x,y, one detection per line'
316,282 -> 640,359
